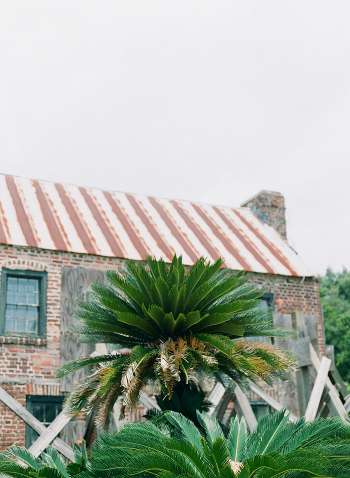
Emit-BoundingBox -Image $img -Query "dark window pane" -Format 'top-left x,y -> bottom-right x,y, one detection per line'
32,404 -> 45,423
45,404 -> 58,423
258,300 -> 268,310
18,291 -> 26,303
26,397 -> 63,448
27,292 -> 38,305
251,402 -> 273,421
28,279 -> 38,292
16,305 -> 26,318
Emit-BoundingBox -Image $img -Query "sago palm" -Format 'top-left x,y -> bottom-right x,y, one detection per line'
0,442 -> 88,478
85,409 -> 350,478
56,255 -> 295,425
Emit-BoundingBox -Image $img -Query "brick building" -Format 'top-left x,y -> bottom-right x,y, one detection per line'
0,174 -> 323,450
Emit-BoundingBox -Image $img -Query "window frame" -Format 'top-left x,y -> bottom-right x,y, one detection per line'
0,268 -> 47,338
250,293 -> 275,344
25,395 -> 63,448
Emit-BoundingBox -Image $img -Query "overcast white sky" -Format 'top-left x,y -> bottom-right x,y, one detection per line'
1,1 -> 350,275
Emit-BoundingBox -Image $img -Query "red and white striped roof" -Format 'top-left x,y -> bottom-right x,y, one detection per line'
0,174 -> 313,276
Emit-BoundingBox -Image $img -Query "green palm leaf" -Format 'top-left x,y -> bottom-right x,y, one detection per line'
116,311 -> 158,336
0,445 -> 88,478
107,270 -> 150,312
4,447 -> 44,470
55,354 -> 120,378
196,411 -> 225,447
167,284 -> 186,318
227,416 -> 247,463
165,411 -> 204,453
150,277 -> 170,310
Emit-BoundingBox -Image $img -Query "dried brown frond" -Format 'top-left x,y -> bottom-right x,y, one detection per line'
201,352 -> 218,366
230,339 -> 296,379
122,361 -> 143,409
94,380 -> 122,428
122,354 -> 158,410
63,367 -> 105,418
156,338 -> 193,397
158,342 -> 179,396
188,336 -> 206,352
234,339 -> 296,368
121,361 -> 138,391
174,337 -> 188,360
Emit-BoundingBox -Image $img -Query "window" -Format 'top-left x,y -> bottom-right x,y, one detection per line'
259,293 -> 274,310
250,294 -> 274,343
26,396 -> 63,448
0,269 -> 47,338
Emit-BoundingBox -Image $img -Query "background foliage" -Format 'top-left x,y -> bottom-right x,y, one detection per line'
319,268 -> 350,382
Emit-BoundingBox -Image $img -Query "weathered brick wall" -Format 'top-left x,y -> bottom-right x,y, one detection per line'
0,384 -> 26,448
0,243 -> 323,450
249,272 -> 324,353
0,244 -> 127,450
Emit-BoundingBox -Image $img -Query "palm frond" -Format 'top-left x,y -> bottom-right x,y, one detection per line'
196,411 -> 225,447
227,416 -> 247,463
84,410 -> 350,478
0,444 -> 88,478
4,447 -> 44,470
54,354 -> 122,378
165,411 -> 204,453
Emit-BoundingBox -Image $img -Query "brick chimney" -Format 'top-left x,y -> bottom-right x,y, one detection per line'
241,190 -> 287,241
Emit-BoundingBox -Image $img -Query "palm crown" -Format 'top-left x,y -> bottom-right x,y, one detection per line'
86,409 -> 350,478
56,255 -> 295,425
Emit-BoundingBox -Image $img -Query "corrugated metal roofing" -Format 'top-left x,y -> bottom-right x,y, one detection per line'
0,174 -> 314,276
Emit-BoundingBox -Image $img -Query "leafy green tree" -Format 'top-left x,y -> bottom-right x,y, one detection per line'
56,255 -> 295,426
319,268 -> 350,381
84,409 -> 350,478
0,442 -> 88,478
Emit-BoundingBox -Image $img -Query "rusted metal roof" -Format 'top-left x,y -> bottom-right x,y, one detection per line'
0,174 -> 314,276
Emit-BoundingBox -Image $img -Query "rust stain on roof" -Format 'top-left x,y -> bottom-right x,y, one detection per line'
33,180 -> 67,251
213,206 -> 275,274
126,194 -> 174,262
170,200 -> 226,266
79,187 -> 124,258
232,209 -> 298,276
5,175 -> 38,248
0,198 -> 9,243
193,203 -> 250,271
55,183 -> 96,255
148,197 -> 199,263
